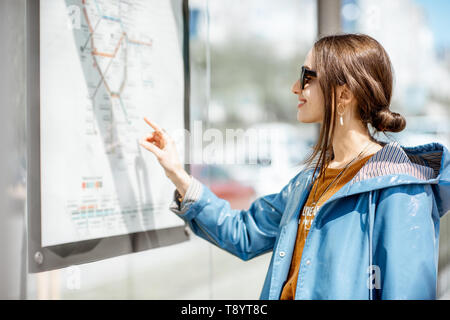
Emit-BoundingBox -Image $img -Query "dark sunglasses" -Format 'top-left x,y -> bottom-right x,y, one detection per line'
300,66 -> 317,90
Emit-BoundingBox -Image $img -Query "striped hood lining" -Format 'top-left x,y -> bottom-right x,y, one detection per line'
406,152 -> 442,178
352,141 -> 441,184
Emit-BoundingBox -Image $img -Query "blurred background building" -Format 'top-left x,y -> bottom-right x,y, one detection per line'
0,0 -> 449,299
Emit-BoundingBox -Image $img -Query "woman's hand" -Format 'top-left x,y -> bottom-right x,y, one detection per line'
139,117 -> 191,196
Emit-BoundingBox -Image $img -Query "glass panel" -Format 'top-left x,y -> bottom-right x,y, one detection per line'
189,0 -> 317,299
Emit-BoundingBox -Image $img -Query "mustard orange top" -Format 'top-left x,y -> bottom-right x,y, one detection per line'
280,153 -> 374,300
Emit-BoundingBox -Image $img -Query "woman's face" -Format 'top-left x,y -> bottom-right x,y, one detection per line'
292,48 -> 325,124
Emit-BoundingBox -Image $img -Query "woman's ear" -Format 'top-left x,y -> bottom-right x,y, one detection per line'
336,84 -> 354,105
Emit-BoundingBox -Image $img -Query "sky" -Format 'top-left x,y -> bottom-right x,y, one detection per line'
414,0 -> 450,49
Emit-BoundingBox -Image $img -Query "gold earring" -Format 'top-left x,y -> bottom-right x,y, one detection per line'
337,103 -> 345,126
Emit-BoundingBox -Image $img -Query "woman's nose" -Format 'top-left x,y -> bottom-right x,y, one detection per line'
291,79 -> 301,95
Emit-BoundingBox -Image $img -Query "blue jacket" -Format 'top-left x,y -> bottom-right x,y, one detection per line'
170,141 -> 450,299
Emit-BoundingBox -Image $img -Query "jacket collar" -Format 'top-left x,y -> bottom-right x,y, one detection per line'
352,141 -> 437,183
296,140 -> 449,216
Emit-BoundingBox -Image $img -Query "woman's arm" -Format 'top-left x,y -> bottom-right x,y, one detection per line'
169,173 -> 299,261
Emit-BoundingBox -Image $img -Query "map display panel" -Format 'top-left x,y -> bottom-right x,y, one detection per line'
40,0 -> 186,246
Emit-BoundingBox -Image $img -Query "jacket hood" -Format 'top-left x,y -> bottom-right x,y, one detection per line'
305,140 -> 450,218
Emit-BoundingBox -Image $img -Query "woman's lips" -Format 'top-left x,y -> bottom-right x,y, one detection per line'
298,99 -> 307,108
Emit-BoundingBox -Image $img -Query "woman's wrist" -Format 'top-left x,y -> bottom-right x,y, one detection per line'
166,166 -> 192,197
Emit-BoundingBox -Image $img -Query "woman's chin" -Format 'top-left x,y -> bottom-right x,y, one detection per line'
297,112 -> 320,124
296,112 -> 309,123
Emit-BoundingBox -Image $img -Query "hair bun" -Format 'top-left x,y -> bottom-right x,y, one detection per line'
372,109 -> 406,133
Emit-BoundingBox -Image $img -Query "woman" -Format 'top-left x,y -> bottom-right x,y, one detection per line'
140,33 -> 450,300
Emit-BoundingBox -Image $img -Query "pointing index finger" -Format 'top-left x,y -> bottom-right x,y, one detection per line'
143,117 -> 162,132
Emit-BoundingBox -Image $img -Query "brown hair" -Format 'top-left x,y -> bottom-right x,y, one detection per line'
303,33 -> 406,179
